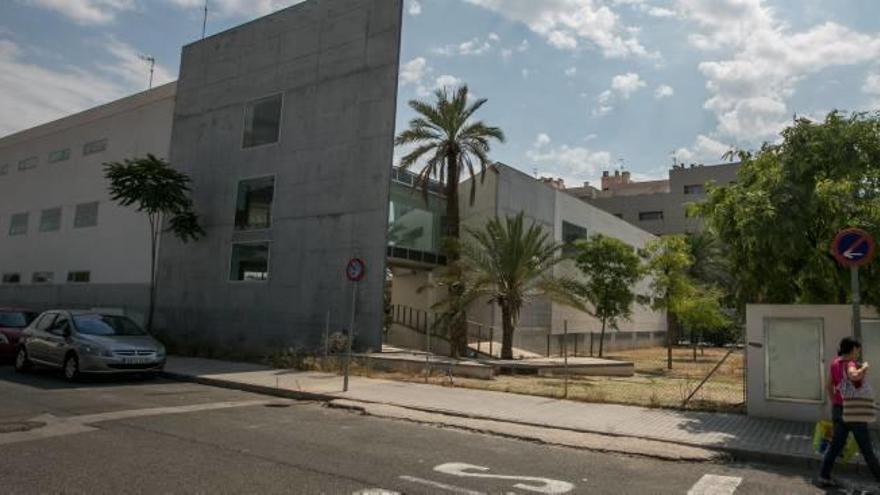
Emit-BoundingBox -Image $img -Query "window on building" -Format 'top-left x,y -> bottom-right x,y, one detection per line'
2,273 -> 20,284
234,176 -> 274,230
229,243 -> 270,281
683,184 -> 705,195
765,318 -> 823,402
561,221 -> 587,255
39,207 -> 62,232
32,272 -> 53,284
83,139 -> 108,156
0,164 -> 8,176
9,212 -> 29,236
67,271 -> 91,283
74,202 -> 99,228
639,211 -> 664,221
49,149 -> 71,163
242,94 -> 283,148
18,156 -> 38,171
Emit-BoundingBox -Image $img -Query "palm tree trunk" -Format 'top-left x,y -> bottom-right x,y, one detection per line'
599,316 -> 606,358
501,303 -> 515,360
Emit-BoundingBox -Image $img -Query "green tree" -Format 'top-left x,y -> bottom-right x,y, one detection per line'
574,234 -> 642,357
462,212 -> 583,360
104,154 -> 205,332
395,85 -> 505,355
699,111 -> 880,309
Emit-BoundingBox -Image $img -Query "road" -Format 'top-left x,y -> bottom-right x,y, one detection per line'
0,365 -> 867,494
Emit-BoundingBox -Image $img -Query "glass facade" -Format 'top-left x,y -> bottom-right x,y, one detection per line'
235,176 -> 274,230
387,169 -> 446,265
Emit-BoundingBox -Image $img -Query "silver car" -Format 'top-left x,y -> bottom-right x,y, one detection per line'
14,310 -> 166,381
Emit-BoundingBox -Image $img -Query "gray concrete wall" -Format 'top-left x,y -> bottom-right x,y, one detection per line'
156,0 -> 403,357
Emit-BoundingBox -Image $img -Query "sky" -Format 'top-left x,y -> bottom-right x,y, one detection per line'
1,0 -> 879,187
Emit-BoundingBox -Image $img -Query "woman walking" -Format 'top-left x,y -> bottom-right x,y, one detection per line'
818,337 -> 880,487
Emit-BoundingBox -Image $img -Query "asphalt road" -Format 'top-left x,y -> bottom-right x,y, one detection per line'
0,365 -> 871,494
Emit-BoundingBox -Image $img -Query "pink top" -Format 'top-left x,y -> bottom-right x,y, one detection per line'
830,357 -> 861,405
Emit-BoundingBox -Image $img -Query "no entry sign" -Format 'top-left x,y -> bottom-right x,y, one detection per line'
346,257 -> 365,282
831,228 -> 875,267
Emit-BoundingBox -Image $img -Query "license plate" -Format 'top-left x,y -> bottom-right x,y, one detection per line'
122,358 -> 153,365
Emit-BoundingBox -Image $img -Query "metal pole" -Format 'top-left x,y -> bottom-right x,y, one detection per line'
202,0 -> 208,39
489,327 -> 494,357
343,283 -> 356,392
323,310 -> 330,359
852,265 -> 862,341
563,320 -> 569,399
477,325 -> 482,354
425,316 -> 431,383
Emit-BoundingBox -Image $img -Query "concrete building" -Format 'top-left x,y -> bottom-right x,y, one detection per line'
0,83 -> 177,318
564,163 -> 740,236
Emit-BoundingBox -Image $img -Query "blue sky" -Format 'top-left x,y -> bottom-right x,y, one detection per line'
1,0 -> 879,186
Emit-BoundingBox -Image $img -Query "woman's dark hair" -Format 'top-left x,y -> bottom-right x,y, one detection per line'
839,337 -> 862,356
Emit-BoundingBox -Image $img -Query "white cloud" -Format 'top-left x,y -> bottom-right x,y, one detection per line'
408,0 -> 422,16
488,32 -> 501,42
521,68 -> 530,79
433,34 -> 500,57
500,48 -> 513,60
0,37 -> 169,136
517,39 -> 530,52
527,134 -> 613,186
654,84 -> 674,99
434,74 -> 463,90
646,6 -> 677,18
564,66 -> 577,77
592,90 -> 614,116
675,135 -> 733,164
399,57 -> 463,97
99,38 -> 174,88
399,57 -> 429,87
678,0 -> 880,144
24,0 -> 135,25
463,0 -> 657,59
864,71 -> 880,95
611,72 -> 646,98
166,0 -> 304,19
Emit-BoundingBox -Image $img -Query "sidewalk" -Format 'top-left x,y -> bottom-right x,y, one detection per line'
163,356 -> 829,468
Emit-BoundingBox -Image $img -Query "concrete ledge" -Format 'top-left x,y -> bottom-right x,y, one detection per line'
161,371 -> 337,403
357,353 -> 495,380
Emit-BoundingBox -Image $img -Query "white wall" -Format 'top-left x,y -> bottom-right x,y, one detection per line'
0,83 -> 176,287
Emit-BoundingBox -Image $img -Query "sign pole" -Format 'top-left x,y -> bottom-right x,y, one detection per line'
852,265 -> 862,341
344,282 -> 356,392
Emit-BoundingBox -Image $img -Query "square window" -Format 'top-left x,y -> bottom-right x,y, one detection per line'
639,211 -> 664,221
9,212 -> 28,236
83,139 -> 108,156
242,94 -> 283,148
49,149 -> 71,163
32,272 -> 53,284
67,271 -> 91,283
561,221 -> 587,255
18,156 -> 38,171
2,273 -> 20,284
229,243 -> 269,281
0,164 -> 8,176
39,207 -> 62,232
235,177 -> 275,230
74,202 -> 99,228
684,184 -> 705,195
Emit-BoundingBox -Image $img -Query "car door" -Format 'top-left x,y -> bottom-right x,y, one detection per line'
26,313 -> 56,363
44,314 -> 71,367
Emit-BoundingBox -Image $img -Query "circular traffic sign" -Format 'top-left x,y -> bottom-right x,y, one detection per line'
831,228 -> 875,267
346,258 -> 366,282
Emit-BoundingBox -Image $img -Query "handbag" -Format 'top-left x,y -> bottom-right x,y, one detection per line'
839,363 -> 877,423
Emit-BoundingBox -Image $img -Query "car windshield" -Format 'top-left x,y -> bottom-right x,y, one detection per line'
73,315 -> 147,336
0,311 -> 37,328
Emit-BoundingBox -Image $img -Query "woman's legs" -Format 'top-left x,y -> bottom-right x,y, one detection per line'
849,423 -> 880,481
820,418 -> 851,480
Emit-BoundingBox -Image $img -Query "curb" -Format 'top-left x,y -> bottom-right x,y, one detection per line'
161,371 -> 874,474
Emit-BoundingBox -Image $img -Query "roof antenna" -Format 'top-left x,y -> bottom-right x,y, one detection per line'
202,0 -> 208,39
138,54 -> 156,89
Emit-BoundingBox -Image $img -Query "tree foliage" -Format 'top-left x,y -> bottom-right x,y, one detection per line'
698,111 -> 880,308
574,234 -> 642,357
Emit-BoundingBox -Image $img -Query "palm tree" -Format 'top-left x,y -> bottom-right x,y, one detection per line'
395,85 -> 505,244
463,212 -> 584,360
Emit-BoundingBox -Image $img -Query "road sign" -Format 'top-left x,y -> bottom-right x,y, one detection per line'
346,258 -> 365,282
831,228 -> 875,267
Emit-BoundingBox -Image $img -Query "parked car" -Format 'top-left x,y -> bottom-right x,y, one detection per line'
0,308 -> 39,361
15,310 -> 166,381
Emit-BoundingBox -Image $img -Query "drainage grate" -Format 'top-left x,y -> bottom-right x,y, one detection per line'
0,421 -> 46,434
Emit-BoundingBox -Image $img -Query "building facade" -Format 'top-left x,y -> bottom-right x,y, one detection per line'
565,163 -> 740,236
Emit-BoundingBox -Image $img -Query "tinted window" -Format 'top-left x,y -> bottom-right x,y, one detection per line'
639,211 -> 664,221
67,271 -> 91,283
49,149 -> 71,163
18,156 -> 37,171
74,202 -> 99,228
74,315 -> 146,336
242,94 -> 282,148
2,273 -> 20,284
0,311 -> 37,328
235,177 -> 274,230
83,139 -> 108,156
48,315 -> 69,335
35,313 -> 56,331
9,212 -> 28,236
40,207 -> 62,232
561,221 -> 587,256
229,243 -> 269,281
32,272 -> 54,284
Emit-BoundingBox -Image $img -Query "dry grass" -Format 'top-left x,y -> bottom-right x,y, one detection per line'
351,346 -> 746,413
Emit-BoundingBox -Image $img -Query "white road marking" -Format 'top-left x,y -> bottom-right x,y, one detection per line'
0,400 -> 275,446
352,489 -> 401,495
399,475 -> 486,495
434,462 -> 574,494
687,474 -> 742,495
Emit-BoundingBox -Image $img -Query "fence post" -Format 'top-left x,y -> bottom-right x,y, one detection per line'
477,325 -> 483,354
563,320 -> 569,399
546,334 -> 551,357
589,332 -> 594,357
574,333 -> 579,357
489,327 -> 494,357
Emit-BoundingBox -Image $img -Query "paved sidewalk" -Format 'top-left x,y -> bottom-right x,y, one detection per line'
164,356 -> 831,467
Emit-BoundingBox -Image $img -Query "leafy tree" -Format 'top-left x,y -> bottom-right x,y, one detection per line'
395,85 -> 505,354
462,212 -> 583,360
104,154 -> 205,332
574,234 -> 642,357
699,111 -> 880,309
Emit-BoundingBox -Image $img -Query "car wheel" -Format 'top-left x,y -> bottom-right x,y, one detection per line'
14,347 -> 31,372
63,355 -> 80,382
